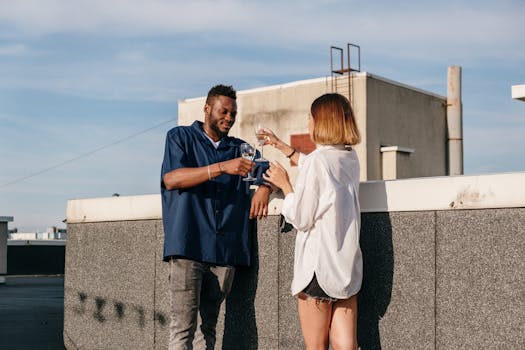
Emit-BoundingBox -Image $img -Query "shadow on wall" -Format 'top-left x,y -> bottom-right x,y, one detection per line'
222,219 -> 259,350
357,182 -> 394,350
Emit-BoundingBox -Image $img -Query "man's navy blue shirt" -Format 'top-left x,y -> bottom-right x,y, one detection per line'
161,121 -> 266,266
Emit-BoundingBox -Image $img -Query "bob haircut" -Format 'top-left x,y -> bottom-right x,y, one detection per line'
310,93 -> 361,146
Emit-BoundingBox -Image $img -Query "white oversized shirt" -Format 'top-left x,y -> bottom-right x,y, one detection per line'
282,144 -> 363,299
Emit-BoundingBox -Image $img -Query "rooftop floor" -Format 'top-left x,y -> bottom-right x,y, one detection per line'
0,276 -> 65,349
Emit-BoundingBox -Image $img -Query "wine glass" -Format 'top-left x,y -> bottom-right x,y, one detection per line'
254,123 -> 268,162
240,143 -> 256,181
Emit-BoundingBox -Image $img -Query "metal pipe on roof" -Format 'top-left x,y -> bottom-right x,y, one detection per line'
447,66 -> 463,175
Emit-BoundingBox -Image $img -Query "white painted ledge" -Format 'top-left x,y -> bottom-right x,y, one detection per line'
66,172 -> 525,223
380,146 -> 415,154
67,194 -> 161,224
360,172 -> 525,212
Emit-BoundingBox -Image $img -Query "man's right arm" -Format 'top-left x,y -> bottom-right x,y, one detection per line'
162,158 -> 255,190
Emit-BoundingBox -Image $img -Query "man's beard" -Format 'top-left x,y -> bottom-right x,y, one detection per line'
210,122 -> 229,138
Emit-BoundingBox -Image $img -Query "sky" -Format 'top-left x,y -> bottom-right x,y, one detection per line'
0,0 -> 524,232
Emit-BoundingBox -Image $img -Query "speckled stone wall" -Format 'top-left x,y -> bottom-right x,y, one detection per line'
435,208 -> 525,349
359,212 -> 436,350
358,209 -> 525,350
64,208 -> 525,349
63,220 -> 167,350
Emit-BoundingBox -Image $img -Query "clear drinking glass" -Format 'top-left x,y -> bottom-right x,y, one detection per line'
240,143 -> 256,181
254,123 -> 267,162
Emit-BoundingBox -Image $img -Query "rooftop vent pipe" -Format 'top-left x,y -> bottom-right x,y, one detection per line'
447,66 -> 463,175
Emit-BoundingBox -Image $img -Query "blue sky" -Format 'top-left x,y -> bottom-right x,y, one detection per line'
0,0 -> 524,232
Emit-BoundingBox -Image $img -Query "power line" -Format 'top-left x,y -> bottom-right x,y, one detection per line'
0,117 -> 176,189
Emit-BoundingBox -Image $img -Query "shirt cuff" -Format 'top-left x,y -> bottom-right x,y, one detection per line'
281,192 -> 294,219
298,152 -> 307,168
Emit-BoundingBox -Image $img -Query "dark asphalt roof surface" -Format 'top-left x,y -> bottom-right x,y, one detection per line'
0,276 -> 65,350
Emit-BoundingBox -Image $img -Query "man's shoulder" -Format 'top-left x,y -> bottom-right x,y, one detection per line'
167,123 -> 198,138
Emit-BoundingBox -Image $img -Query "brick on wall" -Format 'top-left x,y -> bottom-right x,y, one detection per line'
289,134 -> 315,166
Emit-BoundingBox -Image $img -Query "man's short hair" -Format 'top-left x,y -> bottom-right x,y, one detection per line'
206,84 -> 237,104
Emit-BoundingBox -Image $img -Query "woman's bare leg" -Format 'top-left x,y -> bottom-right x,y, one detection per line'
329,294 -> 358,350
297,293 -> 333,350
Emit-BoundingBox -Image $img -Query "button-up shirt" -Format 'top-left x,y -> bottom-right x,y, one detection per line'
161,121 -> 265,266
281,145 -> 363,298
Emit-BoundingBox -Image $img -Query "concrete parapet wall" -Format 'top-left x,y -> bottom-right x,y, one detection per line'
63,220 -> 167,349
64,173 -> 525,349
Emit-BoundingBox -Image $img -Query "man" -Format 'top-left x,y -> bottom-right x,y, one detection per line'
161,84 -> 271,349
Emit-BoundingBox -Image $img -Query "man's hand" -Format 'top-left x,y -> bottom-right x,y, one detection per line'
220,157 -> 254,177
163,157 -> 254,190
250,185 -> 271,220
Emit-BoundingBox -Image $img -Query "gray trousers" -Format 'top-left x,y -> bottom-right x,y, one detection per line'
169,258 -> 235,350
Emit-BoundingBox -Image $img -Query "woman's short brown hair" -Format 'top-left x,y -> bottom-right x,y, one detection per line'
310,93 -> 361,146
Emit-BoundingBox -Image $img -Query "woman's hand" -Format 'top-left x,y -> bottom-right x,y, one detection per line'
263,161 -> 294,195
257,127 -> 281,147
257,127 -> 297,162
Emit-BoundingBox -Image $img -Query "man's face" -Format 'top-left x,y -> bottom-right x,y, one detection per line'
204,95 -> 237,138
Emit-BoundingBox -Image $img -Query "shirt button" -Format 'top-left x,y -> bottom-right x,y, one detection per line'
215,210 -> 219,214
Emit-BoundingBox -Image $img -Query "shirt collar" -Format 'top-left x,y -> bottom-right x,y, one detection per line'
315,144 -> 348,151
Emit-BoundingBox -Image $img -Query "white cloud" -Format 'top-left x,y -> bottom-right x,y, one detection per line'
0,1 -> 522,103
0,44 -> 323,102
115,50 -> 148,63
0,0 -> 256,35
1,1 -> 523,62
0,43 -> 32,56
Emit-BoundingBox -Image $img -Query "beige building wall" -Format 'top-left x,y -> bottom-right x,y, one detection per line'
365,76 -> 447,180
178,73 -> 448,181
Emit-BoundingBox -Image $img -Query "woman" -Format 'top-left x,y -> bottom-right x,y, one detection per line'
262,93 -> 362,350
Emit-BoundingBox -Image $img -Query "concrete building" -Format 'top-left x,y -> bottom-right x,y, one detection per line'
2,224 -> 67,277
0,216 -> 13,284
178,70 -> 461,181
8,226 -> 67,240
9,232 -> 39,240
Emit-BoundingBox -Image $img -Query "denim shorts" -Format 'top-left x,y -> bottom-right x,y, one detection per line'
301,274 -> 338,303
